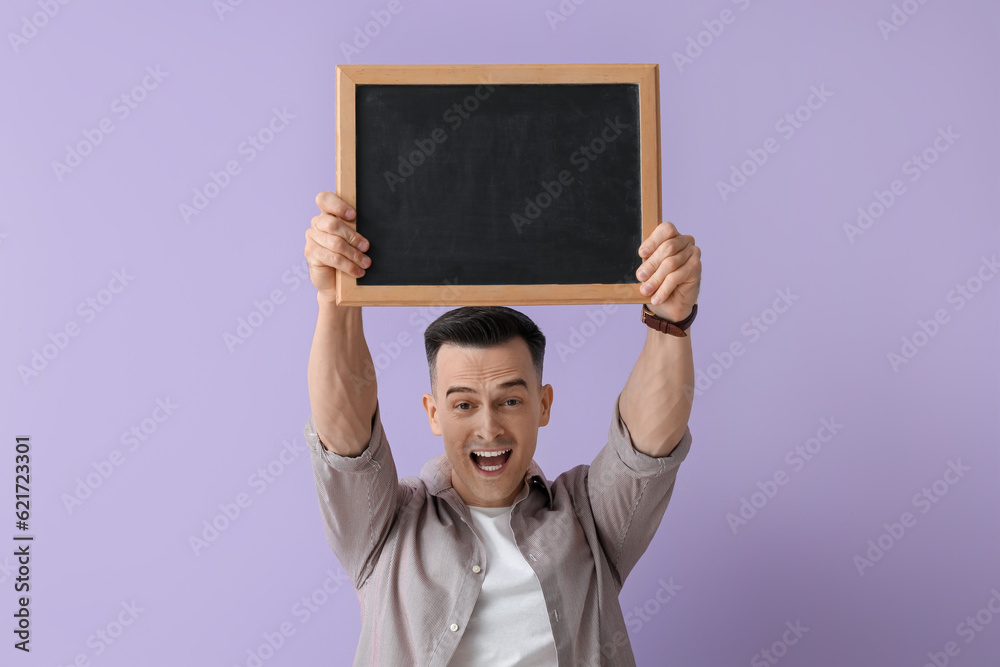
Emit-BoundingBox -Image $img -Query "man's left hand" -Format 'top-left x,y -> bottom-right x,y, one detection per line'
635,222 -> 702,323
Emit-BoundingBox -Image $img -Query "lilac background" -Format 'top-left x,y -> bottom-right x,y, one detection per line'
2,0 -> 998,665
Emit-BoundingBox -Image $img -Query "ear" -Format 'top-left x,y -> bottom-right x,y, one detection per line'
538,384 -> 553,428
422,392 -> 442,436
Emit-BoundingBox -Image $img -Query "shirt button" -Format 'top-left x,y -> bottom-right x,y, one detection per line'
472,565 -> 482,574
449,623 -> 459,632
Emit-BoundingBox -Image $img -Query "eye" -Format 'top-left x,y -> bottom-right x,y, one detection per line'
455,402 -> 472,411
504,398 -> 521,406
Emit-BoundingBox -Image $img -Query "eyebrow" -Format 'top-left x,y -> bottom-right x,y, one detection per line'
445,378 -> 528,398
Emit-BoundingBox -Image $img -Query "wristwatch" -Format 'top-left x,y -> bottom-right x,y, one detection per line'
641,303 -> 697,337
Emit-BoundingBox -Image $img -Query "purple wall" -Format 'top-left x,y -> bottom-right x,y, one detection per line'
3,1 -> 998,665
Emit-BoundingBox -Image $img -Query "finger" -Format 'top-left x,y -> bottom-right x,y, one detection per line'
315,191 -> 356,221
306,226 -> 370,269
650,255 -> 701,306
306,243 -> 365,279
640,234 -> 693,275
311,213 -> 370,252
305,239 -> 364,278
638,221 -> 679,259
305,227 -> 370,275
636,234 -> 694,282
309,226 -> 371,267
640,243 -> 695,297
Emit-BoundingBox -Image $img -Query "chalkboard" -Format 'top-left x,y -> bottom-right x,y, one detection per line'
335,64 -> 661,306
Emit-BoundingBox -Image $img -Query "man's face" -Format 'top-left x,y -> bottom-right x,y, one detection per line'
422,337 -> 553,508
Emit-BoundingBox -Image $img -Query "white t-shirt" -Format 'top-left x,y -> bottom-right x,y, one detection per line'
448,485 -> 558,666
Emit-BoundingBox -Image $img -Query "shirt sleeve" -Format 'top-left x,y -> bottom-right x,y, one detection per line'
585,389 -> 692,587
303,400 -> 405,589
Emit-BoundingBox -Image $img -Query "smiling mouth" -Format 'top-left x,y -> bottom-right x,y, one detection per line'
470,449 -> 512,473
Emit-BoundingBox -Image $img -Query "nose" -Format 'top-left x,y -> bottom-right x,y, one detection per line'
474,406 -> 504,442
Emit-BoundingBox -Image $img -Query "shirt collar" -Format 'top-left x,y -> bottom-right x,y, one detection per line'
419,453 -> 554,508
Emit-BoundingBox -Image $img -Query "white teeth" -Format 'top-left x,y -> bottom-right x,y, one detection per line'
473,449 -> 511,458
472,449 -> 510,472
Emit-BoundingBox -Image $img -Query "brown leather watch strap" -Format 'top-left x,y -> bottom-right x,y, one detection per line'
641,303 -> 698,337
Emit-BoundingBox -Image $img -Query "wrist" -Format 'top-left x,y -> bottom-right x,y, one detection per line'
317,290 -> 339,305
316,294 -> 363,330
641,303 -> 697,336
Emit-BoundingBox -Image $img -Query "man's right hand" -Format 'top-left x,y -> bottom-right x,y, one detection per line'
305,191 -> 372,301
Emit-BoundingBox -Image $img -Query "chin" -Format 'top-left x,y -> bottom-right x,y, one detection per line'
460,468 -> 520,504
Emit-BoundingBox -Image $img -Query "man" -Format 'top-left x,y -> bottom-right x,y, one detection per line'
302,190 -> 701,666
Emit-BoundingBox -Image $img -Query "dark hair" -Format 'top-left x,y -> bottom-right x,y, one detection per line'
424,306 -> 546,394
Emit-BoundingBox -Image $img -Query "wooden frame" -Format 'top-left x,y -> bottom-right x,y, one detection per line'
335,63 -> 661,306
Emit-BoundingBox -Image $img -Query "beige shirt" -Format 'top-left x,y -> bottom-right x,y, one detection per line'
303,390 -> 692,666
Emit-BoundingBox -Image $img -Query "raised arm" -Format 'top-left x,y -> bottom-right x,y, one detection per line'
306,191 -> 377,454
583,222 -> 701,585
619,222 -> 701,457
303,191 -> 407,588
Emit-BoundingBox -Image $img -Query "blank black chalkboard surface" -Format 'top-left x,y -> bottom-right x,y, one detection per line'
334,63 -> 661,306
